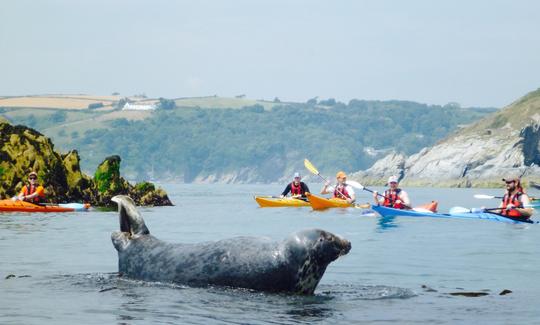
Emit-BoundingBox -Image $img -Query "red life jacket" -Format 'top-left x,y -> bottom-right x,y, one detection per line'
290,182 -> 303,196
334,185 -> 350,199
501,192 -> 524,217
23,184 -> 41,204
383,188 -> 404,209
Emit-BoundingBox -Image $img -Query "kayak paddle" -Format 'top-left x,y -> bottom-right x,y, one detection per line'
473,194 -> 503,200
449,206 -> 533,223
303,159 -> 351,201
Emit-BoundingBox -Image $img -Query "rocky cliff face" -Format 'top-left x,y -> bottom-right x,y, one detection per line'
0,121 -> 172,206
352,88 -> 540,187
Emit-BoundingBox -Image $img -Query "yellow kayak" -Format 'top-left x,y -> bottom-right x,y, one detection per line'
254,196 -> 311,208
306,193 -> 369,210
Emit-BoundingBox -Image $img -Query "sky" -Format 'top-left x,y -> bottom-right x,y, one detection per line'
1,0 -> 539,107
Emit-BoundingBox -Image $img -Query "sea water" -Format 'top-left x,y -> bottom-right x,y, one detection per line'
1,184 -> 539,324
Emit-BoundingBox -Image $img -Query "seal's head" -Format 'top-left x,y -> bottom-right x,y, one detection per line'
287,229 -> 351,264
111,195 -> 150,252
284,229 -> 351,294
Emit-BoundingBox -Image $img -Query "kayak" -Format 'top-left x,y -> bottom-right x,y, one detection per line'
0,199 -> 90,213
305,193 -> 370,210
254,196 -> 311,208
306,193 -> 353,210
371,205 -> 536,224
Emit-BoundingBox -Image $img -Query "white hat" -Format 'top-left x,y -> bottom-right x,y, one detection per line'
293,172 -> 301,178
387,175 -> 399,184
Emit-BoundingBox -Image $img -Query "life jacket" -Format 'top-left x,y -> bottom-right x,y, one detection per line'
23,184 -> 43,204
290,182 -> 303,196
334,185 -> 351,199
383,188 -> 404,209
501,191 -> 524,218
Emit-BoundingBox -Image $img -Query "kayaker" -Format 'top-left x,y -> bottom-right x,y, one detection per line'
321,171 -> 355,203
280,172 -> 310,199
373,175 -> 410,209
16,171 -> 45,204
495,177 -> 533,219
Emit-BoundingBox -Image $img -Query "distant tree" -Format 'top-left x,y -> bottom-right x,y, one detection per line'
235,94 -> 246,98
273,97 -> 281,103
243,104 -> 264,113
444,102 -> 461,109
88,102 -> 104,109
49,111 -> 67,123
110,118 -> 130,128
158,98 -> 176,110
112,92 -> 120,96
319,98 -> 336,106
115,98 -> 129,109
306,97 -> 318,106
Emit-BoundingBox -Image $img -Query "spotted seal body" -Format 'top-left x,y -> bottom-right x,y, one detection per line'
111,195 -> 351,294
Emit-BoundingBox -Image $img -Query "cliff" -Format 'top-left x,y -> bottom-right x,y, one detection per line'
0,121 -> 172,206
352,88 -> 540,187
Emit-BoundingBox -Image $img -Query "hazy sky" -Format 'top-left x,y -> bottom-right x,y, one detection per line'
1,0 -> 539,107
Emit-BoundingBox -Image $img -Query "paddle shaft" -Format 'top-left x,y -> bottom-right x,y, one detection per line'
468,207 -> 534,224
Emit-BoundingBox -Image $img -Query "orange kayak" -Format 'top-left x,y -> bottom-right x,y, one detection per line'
0,199 -> 90,213
306,193 -> 369,210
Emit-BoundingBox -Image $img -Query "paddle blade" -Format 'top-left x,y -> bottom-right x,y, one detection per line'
474,194 -> 496,199
347,180 -> 365,190
449,206 -> 471,214
304,159 -> 320,175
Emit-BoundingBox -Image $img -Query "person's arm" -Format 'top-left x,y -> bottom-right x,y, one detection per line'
321,181 -> 332,194
302,182 -> 310,196
281,184 -> 292,198
17,188 -> 26,201
373,191 -> 384,205
516,194 -> 533,217
399,191 -> 411,206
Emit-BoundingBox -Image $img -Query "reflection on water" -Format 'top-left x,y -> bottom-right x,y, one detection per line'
377,215 -> 398,231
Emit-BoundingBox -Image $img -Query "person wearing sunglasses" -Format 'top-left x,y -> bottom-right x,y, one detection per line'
16,171 -> 46,204
496,176 -> 533,220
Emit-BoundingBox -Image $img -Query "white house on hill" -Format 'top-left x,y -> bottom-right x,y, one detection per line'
122,102 -> 156,111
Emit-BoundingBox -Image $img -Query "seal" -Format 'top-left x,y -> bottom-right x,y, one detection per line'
111,195 -> 351,294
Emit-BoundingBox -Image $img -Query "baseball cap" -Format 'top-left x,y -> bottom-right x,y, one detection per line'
387,175 -> 399,184
293,172 -> 301,178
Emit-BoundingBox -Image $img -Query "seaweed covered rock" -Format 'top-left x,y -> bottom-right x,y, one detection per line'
0,120 -> 172,206
93,156 -> 172,206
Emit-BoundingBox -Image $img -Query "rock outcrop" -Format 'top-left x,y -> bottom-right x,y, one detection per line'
0,121 -> 172,206
353,88 -> 540,187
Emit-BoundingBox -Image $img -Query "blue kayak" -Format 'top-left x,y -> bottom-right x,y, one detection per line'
371,205 -> 536,224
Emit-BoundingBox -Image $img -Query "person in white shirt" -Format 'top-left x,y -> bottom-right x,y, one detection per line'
321,171 -> 355,204
373,175 -> 410,209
